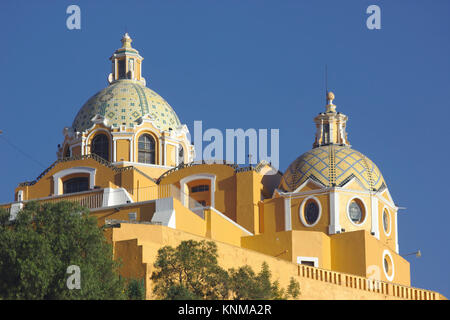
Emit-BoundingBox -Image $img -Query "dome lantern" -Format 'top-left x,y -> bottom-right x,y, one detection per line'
108,33 -> 146,85
313,91 -> 350,148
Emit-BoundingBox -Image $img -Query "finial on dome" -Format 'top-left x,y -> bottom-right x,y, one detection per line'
327,91 -> 335,102
121,32 -> 132,48
326,91 -> 336,113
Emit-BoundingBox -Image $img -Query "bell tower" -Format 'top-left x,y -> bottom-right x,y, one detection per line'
313,91 -> 350,148
108,33 -> 146,85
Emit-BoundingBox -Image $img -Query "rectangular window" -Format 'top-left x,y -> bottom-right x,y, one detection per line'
191,185 -> 209,193
300,261 -> 315,267
297,256 -> 318,267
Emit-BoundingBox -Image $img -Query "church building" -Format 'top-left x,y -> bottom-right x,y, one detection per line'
1,34 -> 445,300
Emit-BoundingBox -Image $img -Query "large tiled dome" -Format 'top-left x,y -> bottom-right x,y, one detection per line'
280,145 -> 385,192
72,80 -> 181,132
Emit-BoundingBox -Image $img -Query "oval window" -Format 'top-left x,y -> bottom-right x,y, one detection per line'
304,200 -> 319,225
383,209 -> 390,234
348,199 -> 365,224
382,251 -> 395,281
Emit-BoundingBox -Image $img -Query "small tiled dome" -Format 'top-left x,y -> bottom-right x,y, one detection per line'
280,145 -> 385,192
72,80 -> 181,132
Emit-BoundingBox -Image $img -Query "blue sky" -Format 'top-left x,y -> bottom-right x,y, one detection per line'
0,0 -> 449,297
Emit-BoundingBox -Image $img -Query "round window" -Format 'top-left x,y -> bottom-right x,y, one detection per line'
382,250 -> 395,281
383,209 -> 390,234
348,199 -> 365,224
300,198 -> 321,227
305,201 -> 319,225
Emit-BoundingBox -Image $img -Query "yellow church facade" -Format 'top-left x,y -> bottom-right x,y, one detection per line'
1,34 -> 445,300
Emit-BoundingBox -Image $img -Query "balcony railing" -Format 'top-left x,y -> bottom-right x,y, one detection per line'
0,189 -> 104,213
298,263 -> 440,300
37,189 -> 104,209
2,183 -> 205,220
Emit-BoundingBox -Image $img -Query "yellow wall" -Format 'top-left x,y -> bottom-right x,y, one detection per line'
166,144 -> 176,167
173,198 -> 206,236
337,191 -> 372,234
15,158 -> 119,200
260,197 -> 285,233
377,202 -> 397,252
330,230 -> 410,286
290,193 -> 330,234
204,208 -> 250,247
109,224 -> 440,300
330,230 -> 367,277
116,139 -> 130,162
187,179 -> 211,206
159,164 -> 237,221
236,171 -> 263,234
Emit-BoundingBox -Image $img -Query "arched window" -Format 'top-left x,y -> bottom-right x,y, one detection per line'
138,134 -> 156,164
91,134 -> 109,161
63,177 -> 89,194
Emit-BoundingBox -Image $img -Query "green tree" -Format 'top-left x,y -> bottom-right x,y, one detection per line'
0,201 -> 125,299
287,277 -> 301,299
151,240 -> 229,299
151,240 -> 301,300
125,278 -> 145,300
229,262 -> 290,300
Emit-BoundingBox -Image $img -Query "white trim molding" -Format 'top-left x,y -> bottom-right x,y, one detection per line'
179,173 -> 216,208
112,161 -> 173,170
52,167 -> 96,195
284,196 -> 292,231
394,210 -> 399,253
328,190 -> 340,234
371,196 -> 380,239
297,256 -> 319,267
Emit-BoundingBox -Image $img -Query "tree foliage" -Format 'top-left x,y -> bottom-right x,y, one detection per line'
0,201 -> 125,299
151,240 -> 229,299
125,278 -> 145,300
151,240 -> 301,300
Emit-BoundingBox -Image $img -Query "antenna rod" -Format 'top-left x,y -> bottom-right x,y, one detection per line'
325,64 -> 328,103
